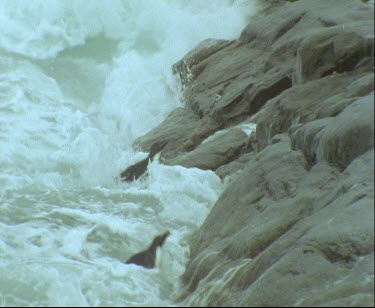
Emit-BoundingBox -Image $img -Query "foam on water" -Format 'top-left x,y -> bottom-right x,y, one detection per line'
0,0 -> 258,306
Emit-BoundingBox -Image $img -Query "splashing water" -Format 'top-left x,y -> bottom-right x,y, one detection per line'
0,0 -> 258,306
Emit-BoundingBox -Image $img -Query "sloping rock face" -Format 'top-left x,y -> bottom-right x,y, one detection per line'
166,127 -> 250,171
134,0 -> 374,306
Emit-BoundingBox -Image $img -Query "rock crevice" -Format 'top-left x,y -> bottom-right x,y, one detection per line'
133,0 -> 374,306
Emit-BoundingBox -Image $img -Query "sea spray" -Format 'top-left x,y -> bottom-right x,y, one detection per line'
0,0 -> 258,305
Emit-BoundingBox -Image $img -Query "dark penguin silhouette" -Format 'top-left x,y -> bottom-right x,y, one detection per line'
126,230 -> 170,269
120,140 -> 168,182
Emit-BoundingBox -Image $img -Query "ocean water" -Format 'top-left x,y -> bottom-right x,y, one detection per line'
0,0 -> 257,306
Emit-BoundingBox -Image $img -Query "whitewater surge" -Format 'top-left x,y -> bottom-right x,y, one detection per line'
0,0 -> 257,306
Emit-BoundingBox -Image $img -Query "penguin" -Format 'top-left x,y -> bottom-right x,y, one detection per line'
126,230 -> 170,269
120,140 -> 168,182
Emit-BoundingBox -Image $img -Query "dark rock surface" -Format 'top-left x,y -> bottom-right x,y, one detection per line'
133,0 -> 374,306
166,127 -> 249,171
134,107 -> 223,160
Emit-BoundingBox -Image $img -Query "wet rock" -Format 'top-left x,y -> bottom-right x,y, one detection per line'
166,127 -> 249,171
134,108 -> 199,158
291,93 -> 374,170
172,38 -> 234,91
253,72 -> 374,150
215,151 -> 255,180
181,116 -> 222,152
316,93 -> 374,169
180,143 -> 374,307
130,0 -> 374,305
173,0 -> 373,126
134,107 -> 223,160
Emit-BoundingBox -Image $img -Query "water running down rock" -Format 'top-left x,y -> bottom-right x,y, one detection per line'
134,0 -> 374,306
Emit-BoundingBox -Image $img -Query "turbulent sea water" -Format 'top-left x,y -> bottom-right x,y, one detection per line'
0,1 -> 257,306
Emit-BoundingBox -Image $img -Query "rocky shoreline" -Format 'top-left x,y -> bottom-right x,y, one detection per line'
136,0 -> 374,306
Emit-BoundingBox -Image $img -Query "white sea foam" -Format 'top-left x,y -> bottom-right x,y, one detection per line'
0,0 -> 258,306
